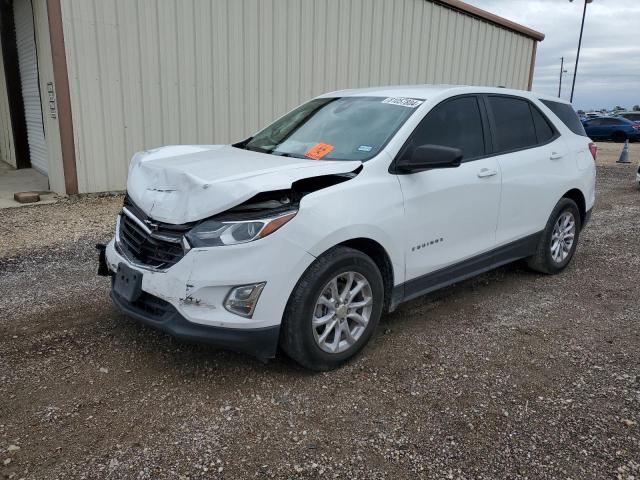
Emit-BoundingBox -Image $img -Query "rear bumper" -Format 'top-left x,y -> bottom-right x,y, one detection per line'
110,289 -> 280,360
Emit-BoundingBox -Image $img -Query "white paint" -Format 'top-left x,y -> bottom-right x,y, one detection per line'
398,156 -> 502,278
127,144 -> 361,224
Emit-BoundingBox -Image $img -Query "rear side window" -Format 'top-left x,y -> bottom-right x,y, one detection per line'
531,106 -> 556,144
540,99 -> 587,136
602,118 -> 627,125
488,96 -> 537,152
406,96 -> 485,160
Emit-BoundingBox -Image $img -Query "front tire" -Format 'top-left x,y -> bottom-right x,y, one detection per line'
280,246 -> 384,371
527,198 -> 582,274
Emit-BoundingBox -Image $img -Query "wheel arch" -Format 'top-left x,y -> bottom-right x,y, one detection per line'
331,237 -> 395,313
562,188 -> 586,225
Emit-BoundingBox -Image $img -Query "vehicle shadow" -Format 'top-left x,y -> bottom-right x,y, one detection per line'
105,260 -> 536,377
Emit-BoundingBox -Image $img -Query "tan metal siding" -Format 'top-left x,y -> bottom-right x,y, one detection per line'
60,0 -> 537,193
32,0 -> 66,192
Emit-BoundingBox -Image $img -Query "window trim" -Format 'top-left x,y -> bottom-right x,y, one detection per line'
530,102 -> 559,145
389,94 -> 492,174
484,94 -> 560,157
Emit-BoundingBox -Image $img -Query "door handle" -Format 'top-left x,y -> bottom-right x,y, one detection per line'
477,168 -> 498,178
550,152 -> 563,160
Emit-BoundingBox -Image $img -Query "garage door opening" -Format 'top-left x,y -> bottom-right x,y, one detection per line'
0,0 -> 49,174
14,0 -> 48,176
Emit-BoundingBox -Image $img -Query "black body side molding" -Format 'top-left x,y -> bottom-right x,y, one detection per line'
390,231 -> 542,309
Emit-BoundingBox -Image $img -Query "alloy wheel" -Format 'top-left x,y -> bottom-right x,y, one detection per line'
312,272 -> 373,354
550,211 -> 576,263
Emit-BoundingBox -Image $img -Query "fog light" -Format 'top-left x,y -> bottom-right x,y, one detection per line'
224,282 -> 266,318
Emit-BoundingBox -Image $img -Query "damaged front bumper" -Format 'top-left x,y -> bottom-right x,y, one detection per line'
101,233 -> 316,360
110,288 -> 280,360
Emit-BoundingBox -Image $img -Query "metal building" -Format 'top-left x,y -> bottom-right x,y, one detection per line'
0,0 -> 544,195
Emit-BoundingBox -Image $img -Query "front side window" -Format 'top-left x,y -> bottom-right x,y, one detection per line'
242,96 -> 421,161
488,96 -> 537,153
403,96 -> 485,160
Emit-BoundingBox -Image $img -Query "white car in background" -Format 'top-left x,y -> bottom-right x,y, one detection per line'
100,85 -> 597,370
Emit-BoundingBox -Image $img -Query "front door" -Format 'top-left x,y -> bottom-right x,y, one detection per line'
395,95 -> 501,284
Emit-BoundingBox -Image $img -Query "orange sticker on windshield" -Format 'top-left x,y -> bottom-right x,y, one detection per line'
305,143 -> 334,160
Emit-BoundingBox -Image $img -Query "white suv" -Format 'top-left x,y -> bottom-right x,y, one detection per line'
100,85 -> 596,370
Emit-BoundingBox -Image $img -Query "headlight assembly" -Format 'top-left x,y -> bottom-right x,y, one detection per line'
185,210 -> 297,247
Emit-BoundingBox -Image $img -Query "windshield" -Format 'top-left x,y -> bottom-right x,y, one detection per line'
241,96 -> 423,161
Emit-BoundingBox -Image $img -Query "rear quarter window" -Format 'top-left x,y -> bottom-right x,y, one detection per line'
540,99 -> 587,136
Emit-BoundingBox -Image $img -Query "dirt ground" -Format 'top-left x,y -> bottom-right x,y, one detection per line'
1,143 -> 638,479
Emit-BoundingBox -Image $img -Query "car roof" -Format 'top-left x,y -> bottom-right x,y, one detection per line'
318,84 -> 572,105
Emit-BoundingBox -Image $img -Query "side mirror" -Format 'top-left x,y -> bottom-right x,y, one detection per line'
396,144 -> 463,173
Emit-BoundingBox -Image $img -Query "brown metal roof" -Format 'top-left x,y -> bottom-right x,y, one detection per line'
435,0 -> 545,42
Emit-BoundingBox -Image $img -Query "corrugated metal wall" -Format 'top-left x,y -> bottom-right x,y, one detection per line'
0,41 -> 17,168
60,0 -> 536,193
32,0 -> 65,193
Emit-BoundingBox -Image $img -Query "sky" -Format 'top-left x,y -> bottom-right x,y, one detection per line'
466,0 -> 640,110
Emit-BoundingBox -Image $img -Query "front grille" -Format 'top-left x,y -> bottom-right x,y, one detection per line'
113,285 -> 176,322
118,195 -> 192,269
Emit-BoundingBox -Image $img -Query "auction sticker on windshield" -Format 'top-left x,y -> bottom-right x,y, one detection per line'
306,143 -> 334,160
381,97 -> 424,108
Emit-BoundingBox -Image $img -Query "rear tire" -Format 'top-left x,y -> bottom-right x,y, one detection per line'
280,246 -> 384,371
527,198 -> 582,274
612,131 -> 626,142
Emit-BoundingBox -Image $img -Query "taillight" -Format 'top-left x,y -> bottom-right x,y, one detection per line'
632,124 -> 640,130
588,142 -> 597,160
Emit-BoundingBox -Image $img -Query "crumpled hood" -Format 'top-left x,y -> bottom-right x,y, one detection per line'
126,145 -> 362,224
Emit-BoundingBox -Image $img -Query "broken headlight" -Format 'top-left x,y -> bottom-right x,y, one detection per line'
185,210 -> 297,247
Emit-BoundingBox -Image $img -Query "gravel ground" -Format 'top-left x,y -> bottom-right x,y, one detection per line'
0,143 -> 639,479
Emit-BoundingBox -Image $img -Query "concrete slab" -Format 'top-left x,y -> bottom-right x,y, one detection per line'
0,161 -> 59,209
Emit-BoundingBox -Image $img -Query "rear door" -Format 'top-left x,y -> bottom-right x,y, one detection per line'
583,118 -> 604,139
601,118 -> 625,137
395,95 -> 501,283
485,95 -> 569,245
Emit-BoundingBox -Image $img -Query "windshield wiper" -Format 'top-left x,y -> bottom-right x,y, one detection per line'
273,152 -> 307,159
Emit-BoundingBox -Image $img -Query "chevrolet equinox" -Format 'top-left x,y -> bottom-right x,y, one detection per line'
99,85 -> 596,371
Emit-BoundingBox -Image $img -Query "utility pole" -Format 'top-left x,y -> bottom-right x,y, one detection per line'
569,0 -> 593,103
558,57 -> 567,98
